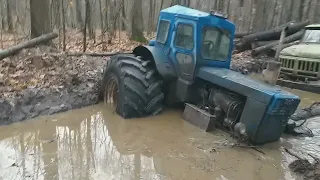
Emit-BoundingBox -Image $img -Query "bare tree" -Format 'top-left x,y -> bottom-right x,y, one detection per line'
75,0 -> 83,29
83,0 -> 89,52
130,0 -> 146,42
30,0 -> 51,38
6,0 -> 13,32
87,0 -> 95,40
61,0 -> 66,51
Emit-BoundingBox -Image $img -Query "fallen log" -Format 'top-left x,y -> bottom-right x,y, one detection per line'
242,21 -> 307,44
0,32 -> 58,60
235,32 -> 251,38
251,30 -> 304,56
251,40 -> 276,49
64,51 -> 132,57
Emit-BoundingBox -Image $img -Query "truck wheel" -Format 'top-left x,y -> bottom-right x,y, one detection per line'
101,55 -> 164,119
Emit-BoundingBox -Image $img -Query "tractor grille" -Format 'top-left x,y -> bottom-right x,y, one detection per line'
280,56 -> 320,80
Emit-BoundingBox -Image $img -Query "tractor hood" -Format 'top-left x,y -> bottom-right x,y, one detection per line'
280,44 -> 320,59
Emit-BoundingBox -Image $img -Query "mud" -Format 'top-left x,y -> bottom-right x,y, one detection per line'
0,46 -> 107,124
0,94 -> 319,180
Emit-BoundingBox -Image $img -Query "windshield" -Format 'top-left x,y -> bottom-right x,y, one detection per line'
202,27 -> 231,61
301,29 -> 320,43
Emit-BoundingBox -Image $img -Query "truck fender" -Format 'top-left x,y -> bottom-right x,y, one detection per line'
133,45 -> 177,79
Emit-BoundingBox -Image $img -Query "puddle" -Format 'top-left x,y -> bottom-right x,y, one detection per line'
0,89 -> 319,180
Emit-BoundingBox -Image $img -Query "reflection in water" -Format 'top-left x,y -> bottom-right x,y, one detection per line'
0,100 -> 319,179
0,108 -> 169,180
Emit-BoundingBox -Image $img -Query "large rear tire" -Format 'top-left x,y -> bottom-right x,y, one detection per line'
101,54 -> 164,119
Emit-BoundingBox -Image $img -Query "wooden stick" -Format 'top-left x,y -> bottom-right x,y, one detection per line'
284,148 -> 304,160
51,51 -> 132,57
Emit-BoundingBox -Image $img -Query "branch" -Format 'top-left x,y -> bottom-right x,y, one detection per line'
51,51 -> 132,57
284,148 -> 304,160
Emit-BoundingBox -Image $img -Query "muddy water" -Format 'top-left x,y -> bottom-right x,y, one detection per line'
0,91 -> 319,180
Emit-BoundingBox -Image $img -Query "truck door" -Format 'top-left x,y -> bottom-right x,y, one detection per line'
170,20 -> 196,82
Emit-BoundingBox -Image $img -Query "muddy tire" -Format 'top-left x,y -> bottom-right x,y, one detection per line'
101,54 -> 164,119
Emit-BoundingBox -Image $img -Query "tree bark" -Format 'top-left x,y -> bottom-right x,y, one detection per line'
130,0 -> 146,42
61,0 -> 66,51
252,0 -> 268,32
87,0 -> 94,39
75,0 -> 83,29
30,0 -> 51,38
0,33 -> 58,60
83,0 -> 89,52
6,0 -> 13,32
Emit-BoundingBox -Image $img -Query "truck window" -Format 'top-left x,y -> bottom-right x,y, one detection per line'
157,20 -> 170,44
301,29 -> 320,43
174,24 -> 194,50
202,27 -> 231,61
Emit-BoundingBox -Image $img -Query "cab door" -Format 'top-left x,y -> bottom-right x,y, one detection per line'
170,19 -> 197,82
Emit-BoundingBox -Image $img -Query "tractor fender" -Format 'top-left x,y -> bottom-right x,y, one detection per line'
133,45 -> 177,79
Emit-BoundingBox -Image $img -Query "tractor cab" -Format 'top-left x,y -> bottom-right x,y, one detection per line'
145,5 -> 235,81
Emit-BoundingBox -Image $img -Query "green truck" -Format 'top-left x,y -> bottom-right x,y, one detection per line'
279,24 -> 320,81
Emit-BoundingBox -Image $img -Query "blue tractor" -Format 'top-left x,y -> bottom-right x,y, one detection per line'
101,5 -> 301,144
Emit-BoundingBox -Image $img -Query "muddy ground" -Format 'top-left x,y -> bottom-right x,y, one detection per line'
0,45 -> 319,126
0,45 -> 272,124
0,103 -> 319,180
0,46 -> 107,124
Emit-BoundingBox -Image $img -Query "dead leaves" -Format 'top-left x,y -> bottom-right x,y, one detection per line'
0,45 -> 106,98
0,29 -> 153,98
231,50 -> 271,74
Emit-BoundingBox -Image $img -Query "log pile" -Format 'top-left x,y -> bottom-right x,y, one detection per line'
234,21 -> 309,57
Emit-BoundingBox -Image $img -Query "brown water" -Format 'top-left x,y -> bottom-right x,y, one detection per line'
0,90 -> 319,180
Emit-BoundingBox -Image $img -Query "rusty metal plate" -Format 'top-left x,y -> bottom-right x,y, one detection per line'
182,103 -> 216,132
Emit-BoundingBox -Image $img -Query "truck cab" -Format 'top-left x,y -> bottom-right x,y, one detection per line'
279,24 -> 320,80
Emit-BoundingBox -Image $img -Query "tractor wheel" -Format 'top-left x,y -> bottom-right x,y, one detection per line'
101,54 -> 164,119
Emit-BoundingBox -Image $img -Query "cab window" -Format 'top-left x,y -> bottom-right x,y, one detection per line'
202,27 -> 231,61
174,24 -> 194,50
156,20 -> 170,44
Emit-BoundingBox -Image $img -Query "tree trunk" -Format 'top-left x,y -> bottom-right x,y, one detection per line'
121,0 -> 125,30
30,0 -> 51,38
130,0 -> 146,42
98,0 -> 104,44
148,0 -> 153,34
6,0 -> 13,32
0,0 -> 5,31
252,0 -> 268,32
75,0 -> 83,29
61,0 -> 66,51
87,0 -> 94,39
83,0 -> 89,52
242,0 -> 253,32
